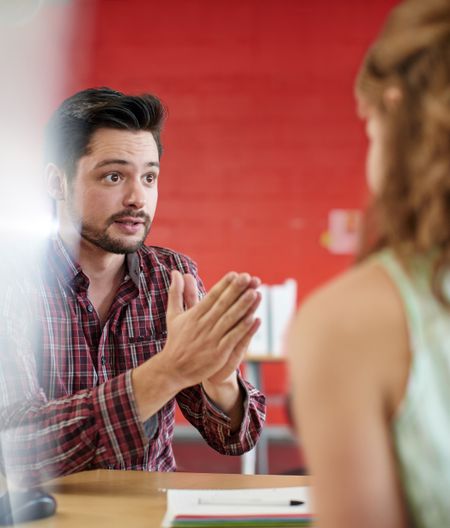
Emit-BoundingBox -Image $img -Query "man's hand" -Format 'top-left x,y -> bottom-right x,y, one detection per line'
131,270 -> 261,424
163,270 -> 261,390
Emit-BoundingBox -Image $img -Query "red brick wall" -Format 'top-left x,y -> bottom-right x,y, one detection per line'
67,0 -> 397,288
63,0 -> 398,421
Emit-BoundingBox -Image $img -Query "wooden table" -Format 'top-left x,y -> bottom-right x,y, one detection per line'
29,470 -> 309,527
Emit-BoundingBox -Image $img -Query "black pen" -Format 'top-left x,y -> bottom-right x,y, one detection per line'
198,498 -> 305,506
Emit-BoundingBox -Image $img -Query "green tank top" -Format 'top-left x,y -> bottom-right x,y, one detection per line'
376,250 -> 450,528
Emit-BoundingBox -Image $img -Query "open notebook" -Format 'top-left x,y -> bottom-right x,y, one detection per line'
161,486 -> 313,527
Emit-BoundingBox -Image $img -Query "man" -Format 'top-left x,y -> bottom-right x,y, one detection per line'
0,88 -> 266,485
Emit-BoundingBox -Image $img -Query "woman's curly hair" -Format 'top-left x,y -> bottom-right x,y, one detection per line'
356,0 -> 450,306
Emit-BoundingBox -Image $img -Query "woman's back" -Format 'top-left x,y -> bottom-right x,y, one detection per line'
288,249 -> 450,528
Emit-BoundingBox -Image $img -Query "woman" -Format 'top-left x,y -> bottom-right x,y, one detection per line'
287,1 -> 450,527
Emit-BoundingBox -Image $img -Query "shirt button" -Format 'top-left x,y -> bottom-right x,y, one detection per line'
87,304 -> 94,313
101,356 -> 106,365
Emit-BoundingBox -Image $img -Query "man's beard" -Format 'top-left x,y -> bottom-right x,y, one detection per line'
73,209 -> 152,254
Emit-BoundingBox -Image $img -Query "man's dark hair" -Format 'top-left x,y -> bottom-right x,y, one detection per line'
44,87 -> 166,177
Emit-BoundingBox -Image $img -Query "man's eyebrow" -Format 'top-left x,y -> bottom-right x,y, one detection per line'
93,159 -> 160,169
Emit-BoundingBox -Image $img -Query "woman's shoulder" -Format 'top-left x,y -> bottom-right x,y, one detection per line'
298,257 -> 406,335
289,257 -> 410,417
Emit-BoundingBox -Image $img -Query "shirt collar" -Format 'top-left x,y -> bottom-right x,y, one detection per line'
125,252 -> 141,288
48,236 -> 83,288
48,236 -> 142,290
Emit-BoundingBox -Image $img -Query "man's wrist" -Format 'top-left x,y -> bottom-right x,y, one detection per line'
131,353 -> 181,422
202,373 -> 242,417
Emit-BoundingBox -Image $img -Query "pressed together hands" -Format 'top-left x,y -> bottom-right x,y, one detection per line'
132,270 -> 261,427
166,270 -> 261,387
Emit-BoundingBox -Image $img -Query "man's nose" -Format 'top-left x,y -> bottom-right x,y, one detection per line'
123,178 -> 146,209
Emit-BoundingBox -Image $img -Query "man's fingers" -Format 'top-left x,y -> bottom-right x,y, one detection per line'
247,290 -> 262,316
226,318 -> 262,367
195,272 -> 260,322
249,276 -> 261,289
166,270 -> 185,321
233,319 -> 261,363
217,313 -> 259,356
183,273 -> 199,309
194,271 -> 238,317
200,273 -> 254,328
235,318 -> 261,355
205,319 -> 261,385
209,287 -> 260,338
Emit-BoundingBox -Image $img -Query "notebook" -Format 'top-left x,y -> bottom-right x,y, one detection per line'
161,486 -> 313,527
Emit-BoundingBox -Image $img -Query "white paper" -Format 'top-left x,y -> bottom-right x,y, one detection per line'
161,486 -> 311,527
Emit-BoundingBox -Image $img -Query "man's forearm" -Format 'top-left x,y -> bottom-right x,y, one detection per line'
0,372 -> 146,486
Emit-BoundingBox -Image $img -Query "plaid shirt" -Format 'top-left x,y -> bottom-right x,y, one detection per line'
0,238 -> 266,485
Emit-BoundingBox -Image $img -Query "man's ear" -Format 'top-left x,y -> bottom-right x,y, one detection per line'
45,163 -> 67,201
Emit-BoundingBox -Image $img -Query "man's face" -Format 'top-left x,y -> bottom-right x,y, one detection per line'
61,128 -> 160,254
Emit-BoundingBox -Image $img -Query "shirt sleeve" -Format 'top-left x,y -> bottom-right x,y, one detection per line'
171,255 -> 267,454
176,372 -> 266,455
0,286 -> 148,487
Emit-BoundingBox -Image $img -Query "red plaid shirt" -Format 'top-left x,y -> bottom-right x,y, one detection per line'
0,238 -> 266,485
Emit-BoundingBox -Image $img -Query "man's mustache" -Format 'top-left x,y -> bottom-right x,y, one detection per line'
108,210 -> 151,225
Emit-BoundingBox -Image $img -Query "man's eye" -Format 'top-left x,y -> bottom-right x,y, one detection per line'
104,172 -> 121,183
144,173 -> 156,184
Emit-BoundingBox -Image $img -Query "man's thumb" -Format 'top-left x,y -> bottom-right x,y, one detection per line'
166,270 -> 184,320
